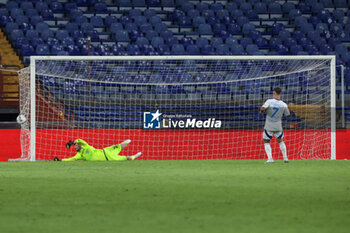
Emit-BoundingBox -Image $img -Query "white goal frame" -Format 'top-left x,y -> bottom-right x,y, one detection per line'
27,55 -> 336,161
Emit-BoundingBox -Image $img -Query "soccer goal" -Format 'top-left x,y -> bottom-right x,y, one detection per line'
13,56 -> 336,161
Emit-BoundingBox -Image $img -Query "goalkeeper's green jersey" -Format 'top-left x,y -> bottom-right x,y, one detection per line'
62,139 -> 124,161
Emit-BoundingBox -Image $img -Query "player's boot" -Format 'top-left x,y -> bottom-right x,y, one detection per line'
132,152 -> 142,160
264,159 -> 274,164
284,159 -> 289,163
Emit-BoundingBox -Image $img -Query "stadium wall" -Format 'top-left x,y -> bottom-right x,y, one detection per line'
0,129 -> 349,161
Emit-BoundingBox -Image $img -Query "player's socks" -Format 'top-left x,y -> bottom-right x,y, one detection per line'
279,141 -> 288,162
122,139 -> 131,144
264,143 -> 273,161
131,152 -> 142,160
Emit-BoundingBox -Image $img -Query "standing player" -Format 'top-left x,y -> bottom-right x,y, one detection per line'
259,87 -> 290,163
54,139 -> 142,161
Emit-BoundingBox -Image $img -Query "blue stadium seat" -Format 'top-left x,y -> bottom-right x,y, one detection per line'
10,29 -> 23,41
65,22 -> 79,33
198,24 -> 213,35
278,30 -> 291,41
156,44 -> 170,55
86,30 -> 100,42
333,9 -> 345,23
20,44 -> 34,56
294,16 -> 308,27
196,37 -> 209,48
110,23 -> 123,33
90,16 -> 104,27
210,2 -> 224,11
284,37 -> 297,48
192,16 -> 206,27
47,37 -> 59,46
282,2 -> 295,14
216,9 -> 229,20
211,37 -> 223,48
231,44 -> 244,55
62,37 -> 75,47
255,37 -> 268,48
161,0 -> 174,6
160,30 -> 173,40
143,30 -> 155,40
115,30 -> 130,42
288,9 -> 302,20
216,44 -> 230,55
151,37 -> 164,47
36,44 -> 50,55
11,8 -> 24,18
36,22 -> 49,33
110,44 -> 125,55
15,36 -> 29,48
149,16 -> 161,26
30,15 -> 43,26
227,23 -> 241,34
225,37 -> 238,48
254,2 -> 267,14
64,2 -> 78,11
50,1 -> 64,13
202,9 -> 215,18
314,37 -> 327,49
69,9 -> 83,19
16,16 -> 29,25
334,0 -> 347,8
290,45 -> 303,55
187,9 -> 200,19
5,22 -> 18,33
240,37 -> 253,48
81,23 -> 94,33
0,9 -> 8,18
136,37 -> 149,47
6,1 -> 18,10
207,16 -> 220,26
196,2 -> 209,12
299,37 -> 312,48
56,30 -> 69,41
236,16 -> 249,27
25,29 -> 38,40
310,3 -> 324,14
94,2 -> 107,12
105,16 -> 118,27
19,22 -> 33,32
268,2 -> 282,14
140,23 -> 152,33
171,44 -> 185,55
41,9 -> 54,20
154,23 -> 167,33
67,45 -> 81,55
25,9 -> 38,17
51,44 -> 65,55
213,23 -> 226,34
269,37 -> 282,49
186,45 -> 200,55
146,0 -> 161,7
292,30 -> 304,41
31,37 -> 44,48
300,23 -> 314,34
143,8 -> 156,18
307,30 -> 321,42
125,23 -> 138,32
126,44 -> 140,55
75,16 -> 88,25
70,30 -> 84,40
201,44 -> 214,55
242,23 -> 255,35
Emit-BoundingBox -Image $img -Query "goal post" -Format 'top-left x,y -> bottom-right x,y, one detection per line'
14,55 -> 336,161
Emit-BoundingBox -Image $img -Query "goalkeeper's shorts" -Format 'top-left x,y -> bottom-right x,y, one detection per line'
103,144 -> 126,161
263,130 -> 284,140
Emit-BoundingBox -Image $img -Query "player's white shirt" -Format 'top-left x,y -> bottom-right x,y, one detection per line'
262,98 -> 290,131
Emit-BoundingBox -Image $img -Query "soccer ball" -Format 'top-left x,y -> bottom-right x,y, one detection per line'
16,115 -> 27,124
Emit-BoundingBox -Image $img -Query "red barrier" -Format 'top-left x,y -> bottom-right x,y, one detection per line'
1,129 -> 348,161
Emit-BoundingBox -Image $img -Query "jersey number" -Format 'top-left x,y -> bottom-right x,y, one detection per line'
271,107 -> 279,118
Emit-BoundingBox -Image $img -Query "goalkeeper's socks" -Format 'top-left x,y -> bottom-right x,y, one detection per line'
132,152 -> 142,160
264,143 -> 273,160
279,141 -> 288,161
122,139 -> 131,144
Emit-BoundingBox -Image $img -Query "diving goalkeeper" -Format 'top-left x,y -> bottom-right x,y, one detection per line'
54,139 -> 142,161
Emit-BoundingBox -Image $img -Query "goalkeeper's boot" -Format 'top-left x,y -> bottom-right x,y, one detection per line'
264,159 -> 274,164
284,158 -> 289,163
132,152 -> 142,160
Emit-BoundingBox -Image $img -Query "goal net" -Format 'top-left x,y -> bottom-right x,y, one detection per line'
14,56 -> 336,161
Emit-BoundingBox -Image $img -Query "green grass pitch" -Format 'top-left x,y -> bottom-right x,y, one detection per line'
0,160 -> 349,233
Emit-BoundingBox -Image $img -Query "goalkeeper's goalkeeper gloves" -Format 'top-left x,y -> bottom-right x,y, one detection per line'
66,140 -> 75,149
54,157 -> 61,161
